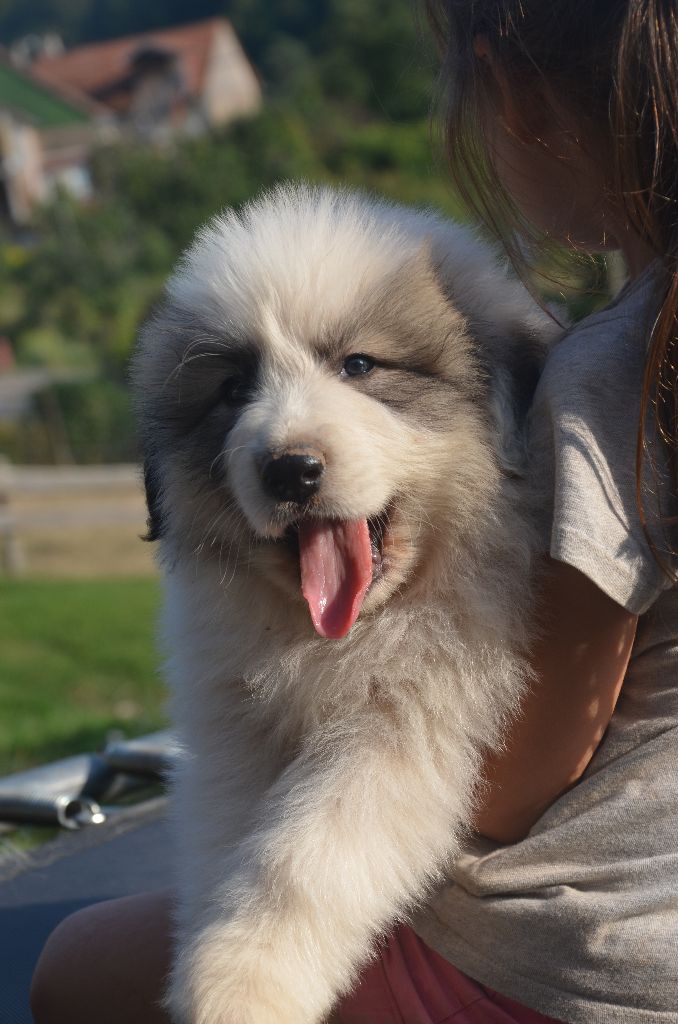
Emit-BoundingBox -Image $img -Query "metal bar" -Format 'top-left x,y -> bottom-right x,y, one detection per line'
0,731 -> 180,829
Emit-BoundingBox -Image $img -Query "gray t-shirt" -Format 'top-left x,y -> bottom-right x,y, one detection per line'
414,265 -> 678,1023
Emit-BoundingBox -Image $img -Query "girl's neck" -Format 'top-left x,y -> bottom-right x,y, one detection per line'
614,222 -> 657,281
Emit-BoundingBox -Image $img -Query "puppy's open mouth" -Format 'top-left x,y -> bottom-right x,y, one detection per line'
283,512 -> 388,640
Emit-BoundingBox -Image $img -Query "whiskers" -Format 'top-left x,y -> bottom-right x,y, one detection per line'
161,336 -> 229,400
187,489 -> 254,589
396,494 -> 439,541
208,442 -> 249,480
382,494 -> 439,553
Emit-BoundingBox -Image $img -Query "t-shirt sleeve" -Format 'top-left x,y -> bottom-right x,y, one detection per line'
528,324 -> 676,615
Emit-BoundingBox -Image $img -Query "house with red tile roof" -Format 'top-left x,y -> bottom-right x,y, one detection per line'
31,18 -> 261,143
0,50 -> 109,222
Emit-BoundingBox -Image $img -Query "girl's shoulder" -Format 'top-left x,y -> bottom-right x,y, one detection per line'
539,260 -> 662,397
527,261 -> 675,616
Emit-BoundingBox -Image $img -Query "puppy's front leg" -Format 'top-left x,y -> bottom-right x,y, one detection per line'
174,703 -> 472,1024
168,693 -> 286,1024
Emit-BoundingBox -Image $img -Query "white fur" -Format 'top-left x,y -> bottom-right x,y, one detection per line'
133,185 -> 556,1024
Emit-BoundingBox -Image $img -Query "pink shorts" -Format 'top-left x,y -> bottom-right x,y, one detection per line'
332,925 -> 565,1024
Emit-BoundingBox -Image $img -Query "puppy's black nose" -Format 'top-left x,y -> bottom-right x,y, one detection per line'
261,451 -> 325,504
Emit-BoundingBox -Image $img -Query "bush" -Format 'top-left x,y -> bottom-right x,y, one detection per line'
17,326 -> 95,370
0,378 -> 138,465
50,378 -> 138,463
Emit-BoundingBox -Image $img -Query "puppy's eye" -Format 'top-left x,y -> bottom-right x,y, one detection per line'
342,354 -> 375,377
220,376 -> 250,406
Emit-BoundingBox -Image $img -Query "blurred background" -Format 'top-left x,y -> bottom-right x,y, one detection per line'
0,0 -> 612,779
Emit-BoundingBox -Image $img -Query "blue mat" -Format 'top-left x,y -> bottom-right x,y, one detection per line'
0,799 -> 171,1024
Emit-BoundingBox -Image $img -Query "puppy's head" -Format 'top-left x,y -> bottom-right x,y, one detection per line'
133,185 -> 549,638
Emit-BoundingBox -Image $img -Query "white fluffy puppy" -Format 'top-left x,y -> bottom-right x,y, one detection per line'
132,184 -> 555,1024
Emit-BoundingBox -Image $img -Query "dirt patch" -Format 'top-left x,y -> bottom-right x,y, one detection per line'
21,524 -> 156,578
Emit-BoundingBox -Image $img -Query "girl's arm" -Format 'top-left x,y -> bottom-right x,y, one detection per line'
474,557 -> 638,844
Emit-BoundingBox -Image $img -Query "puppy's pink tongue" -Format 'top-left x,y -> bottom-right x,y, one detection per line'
298,519 -> 372,639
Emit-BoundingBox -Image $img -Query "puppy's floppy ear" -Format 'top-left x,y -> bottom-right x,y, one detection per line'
142,456 -> 166,542
485,325 -> 547,477
499,326 -> 545,423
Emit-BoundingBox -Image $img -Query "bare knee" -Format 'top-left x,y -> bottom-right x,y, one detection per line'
31,903 -> 106,1024
30,892 -> 173,1024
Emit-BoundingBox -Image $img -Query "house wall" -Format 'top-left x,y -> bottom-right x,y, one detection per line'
0,114 -> 46,223
202,22 -> 261,127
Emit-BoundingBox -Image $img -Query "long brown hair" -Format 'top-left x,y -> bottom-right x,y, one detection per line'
424,0 -> 678,578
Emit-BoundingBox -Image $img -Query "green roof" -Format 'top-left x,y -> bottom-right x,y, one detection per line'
0,62 -> 90,127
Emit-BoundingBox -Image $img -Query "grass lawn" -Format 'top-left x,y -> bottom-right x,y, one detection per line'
0,577 -> 166,775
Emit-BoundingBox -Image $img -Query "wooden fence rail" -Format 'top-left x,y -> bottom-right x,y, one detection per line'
0,463 -> 146,577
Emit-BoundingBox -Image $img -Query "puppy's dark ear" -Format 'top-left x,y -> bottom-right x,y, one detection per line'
142,456 -> 166,541
502,327 -> 546,424
484,325 -> 548,478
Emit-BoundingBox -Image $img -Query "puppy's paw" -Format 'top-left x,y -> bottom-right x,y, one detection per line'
167,921 -> 320,1024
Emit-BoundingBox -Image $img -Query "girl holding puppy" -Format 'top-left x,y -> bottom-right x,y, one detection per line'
31,2 -> 678,1022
